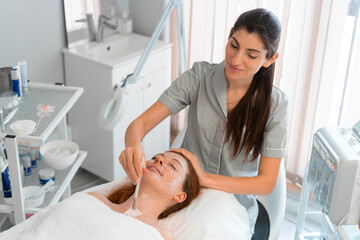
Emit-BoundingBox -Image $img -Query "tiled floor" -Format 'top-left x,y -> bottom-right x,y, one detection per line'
0,168 -> 323,238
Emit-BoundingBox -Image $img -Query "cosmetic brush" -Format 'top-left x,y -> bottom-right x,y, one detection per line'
125,156 -> 145,218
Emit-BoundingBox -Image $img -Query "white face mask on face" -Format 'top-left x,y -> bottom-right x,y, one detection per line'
145,152 -> 188,197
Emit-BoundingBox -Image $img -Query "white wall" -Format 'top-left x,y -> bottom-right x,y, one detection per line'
0,0 -> 66,84
130,0 -> 168,41
0,0 -> 167,85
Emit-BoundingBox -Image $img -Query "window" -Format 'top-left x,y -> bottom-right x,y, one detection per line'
63,0 -> 100,32
331,0 -> 360,126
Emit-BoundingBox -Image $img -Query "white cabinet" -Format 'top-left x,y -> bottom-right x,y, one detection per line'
63,33 -> 172,181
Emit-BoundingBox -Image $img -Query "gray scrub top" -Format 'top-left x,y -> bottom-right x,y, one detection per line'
158,61 -> 288,231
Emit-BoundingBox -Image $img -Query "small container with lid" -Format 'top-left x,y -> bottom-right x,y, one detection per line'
39,168 -> 55,185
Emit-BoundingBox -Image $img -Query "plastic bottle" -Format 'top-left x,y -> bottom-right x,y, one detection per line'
17,61 -> 28,92
0,157 -> 2,192
30,147 -> 37,168
22,155 -> 31,176
118,9 -> 133,35
11,67 -> 22,99
0,156 -> 12,204
0,107 -> 4,132
108,6 -> 117,28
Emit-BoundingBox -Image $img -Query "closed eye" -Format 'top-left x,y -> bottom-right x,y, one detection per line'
231,43 -> 238,49
171,164 -> 177,171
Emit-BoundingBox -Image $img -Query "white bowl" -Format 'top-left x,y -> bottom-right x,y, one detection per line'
40,140 -> 79,170
23,186 -> 44,208
10,120 -> 36,135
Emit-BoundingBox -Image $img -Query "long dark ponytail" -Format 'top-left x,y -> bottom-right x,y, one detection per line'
225,8 -> 281,162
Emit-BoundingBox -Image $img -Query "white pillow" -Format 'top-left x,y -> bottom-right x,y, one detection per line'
85,181 -> 251,240
159,188 -> 251,240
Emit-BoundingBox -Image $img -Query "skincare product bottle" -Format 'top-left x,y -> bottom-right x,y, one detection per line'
0,141 -> 7,160
35,146 -> 41,161
0,107 -> 4,132
30,147 -> 37,168
108,6 -> 117,29
17,61 -> 28,92
118,9 -> 133,35
22,155 -> 31,176
0,156 -> 12,204
11,67 -> 22,99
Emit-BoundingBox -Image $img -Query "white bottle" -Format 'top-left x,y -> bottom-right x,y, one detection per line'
17,61 -> 28,92
108,6 -> 117,29
118,9 -> 133,35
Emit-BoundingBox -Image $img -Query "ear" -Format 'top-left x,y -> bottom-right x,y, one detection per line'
263,52 -> 279,68
173,192 -> 187,203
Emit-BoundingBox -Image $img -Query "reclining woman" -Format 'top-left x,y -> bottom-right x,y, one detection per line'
90,151 -> 201,239
0,151 -> 201,240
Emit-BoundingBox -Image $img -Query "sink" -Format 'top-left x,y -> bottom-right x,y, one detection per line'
62,33 -> 170,69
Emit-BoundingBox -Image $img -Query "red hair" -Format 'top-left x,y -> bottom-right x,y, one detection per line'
107,152 -> 201,219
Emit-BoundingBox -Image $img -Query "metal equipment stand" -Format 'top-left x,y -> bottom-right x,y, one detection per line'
295,163 -> 341,240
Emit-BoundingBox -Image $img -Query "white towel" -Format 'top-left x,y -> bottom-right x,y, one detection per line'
0,192 -> 164,240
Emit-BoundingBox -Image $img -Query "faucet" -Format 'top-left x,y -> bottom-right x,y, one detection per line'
76,14 -> 118,43
75,13 -> 96,42
96,14 -> 118,42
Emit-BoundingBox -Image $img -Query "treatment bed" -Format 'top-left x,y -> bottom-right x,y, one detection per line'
0,178 -> 251,240
0,127 -> 285,240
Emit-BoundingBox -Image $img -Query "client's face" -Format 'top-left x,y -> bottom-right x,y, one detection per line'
144,151 -> 188,196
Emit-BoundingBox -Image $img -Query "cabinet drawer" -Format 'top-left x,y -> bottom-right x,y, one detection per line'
112,47 -> 172,86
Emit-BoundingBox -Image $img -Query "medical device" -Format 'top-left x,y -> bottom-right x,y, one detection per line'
99,0 -> 187,130
307,120 -> 360,225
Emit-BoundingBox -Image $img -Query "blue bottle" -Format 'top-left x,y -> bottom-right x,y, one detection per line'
11,68 -> 21,98
30,147 -> 37,168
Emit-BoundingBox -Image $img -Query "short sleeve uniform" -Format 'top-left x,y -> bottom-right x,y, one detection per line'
158,61 -> 288,232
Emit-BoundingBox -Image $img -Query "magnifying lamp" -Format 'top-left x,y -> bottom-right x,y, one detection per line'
99,0 -> 187,131
98,84 -> 127,131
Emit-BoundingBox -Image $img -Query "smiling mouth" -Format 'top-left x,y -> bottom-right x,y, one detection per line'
147,166 -> 162,176
229,63 -> 243,71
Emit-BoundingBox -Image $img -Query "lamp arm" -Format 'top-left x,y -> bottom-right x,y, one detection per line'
122,0 -> 186,87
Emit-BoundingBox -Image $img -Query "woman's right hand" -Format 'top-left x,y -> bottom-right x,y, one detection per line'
120,101 -> 171,184
119,146 -> 148,185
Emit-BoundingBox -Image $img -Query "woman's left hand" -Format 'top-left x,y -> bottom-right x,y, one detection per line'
171,148 -> 208,187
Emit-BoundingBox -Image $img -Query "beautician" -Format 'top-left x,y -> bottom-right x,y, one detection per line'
119,8 -> 288,234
